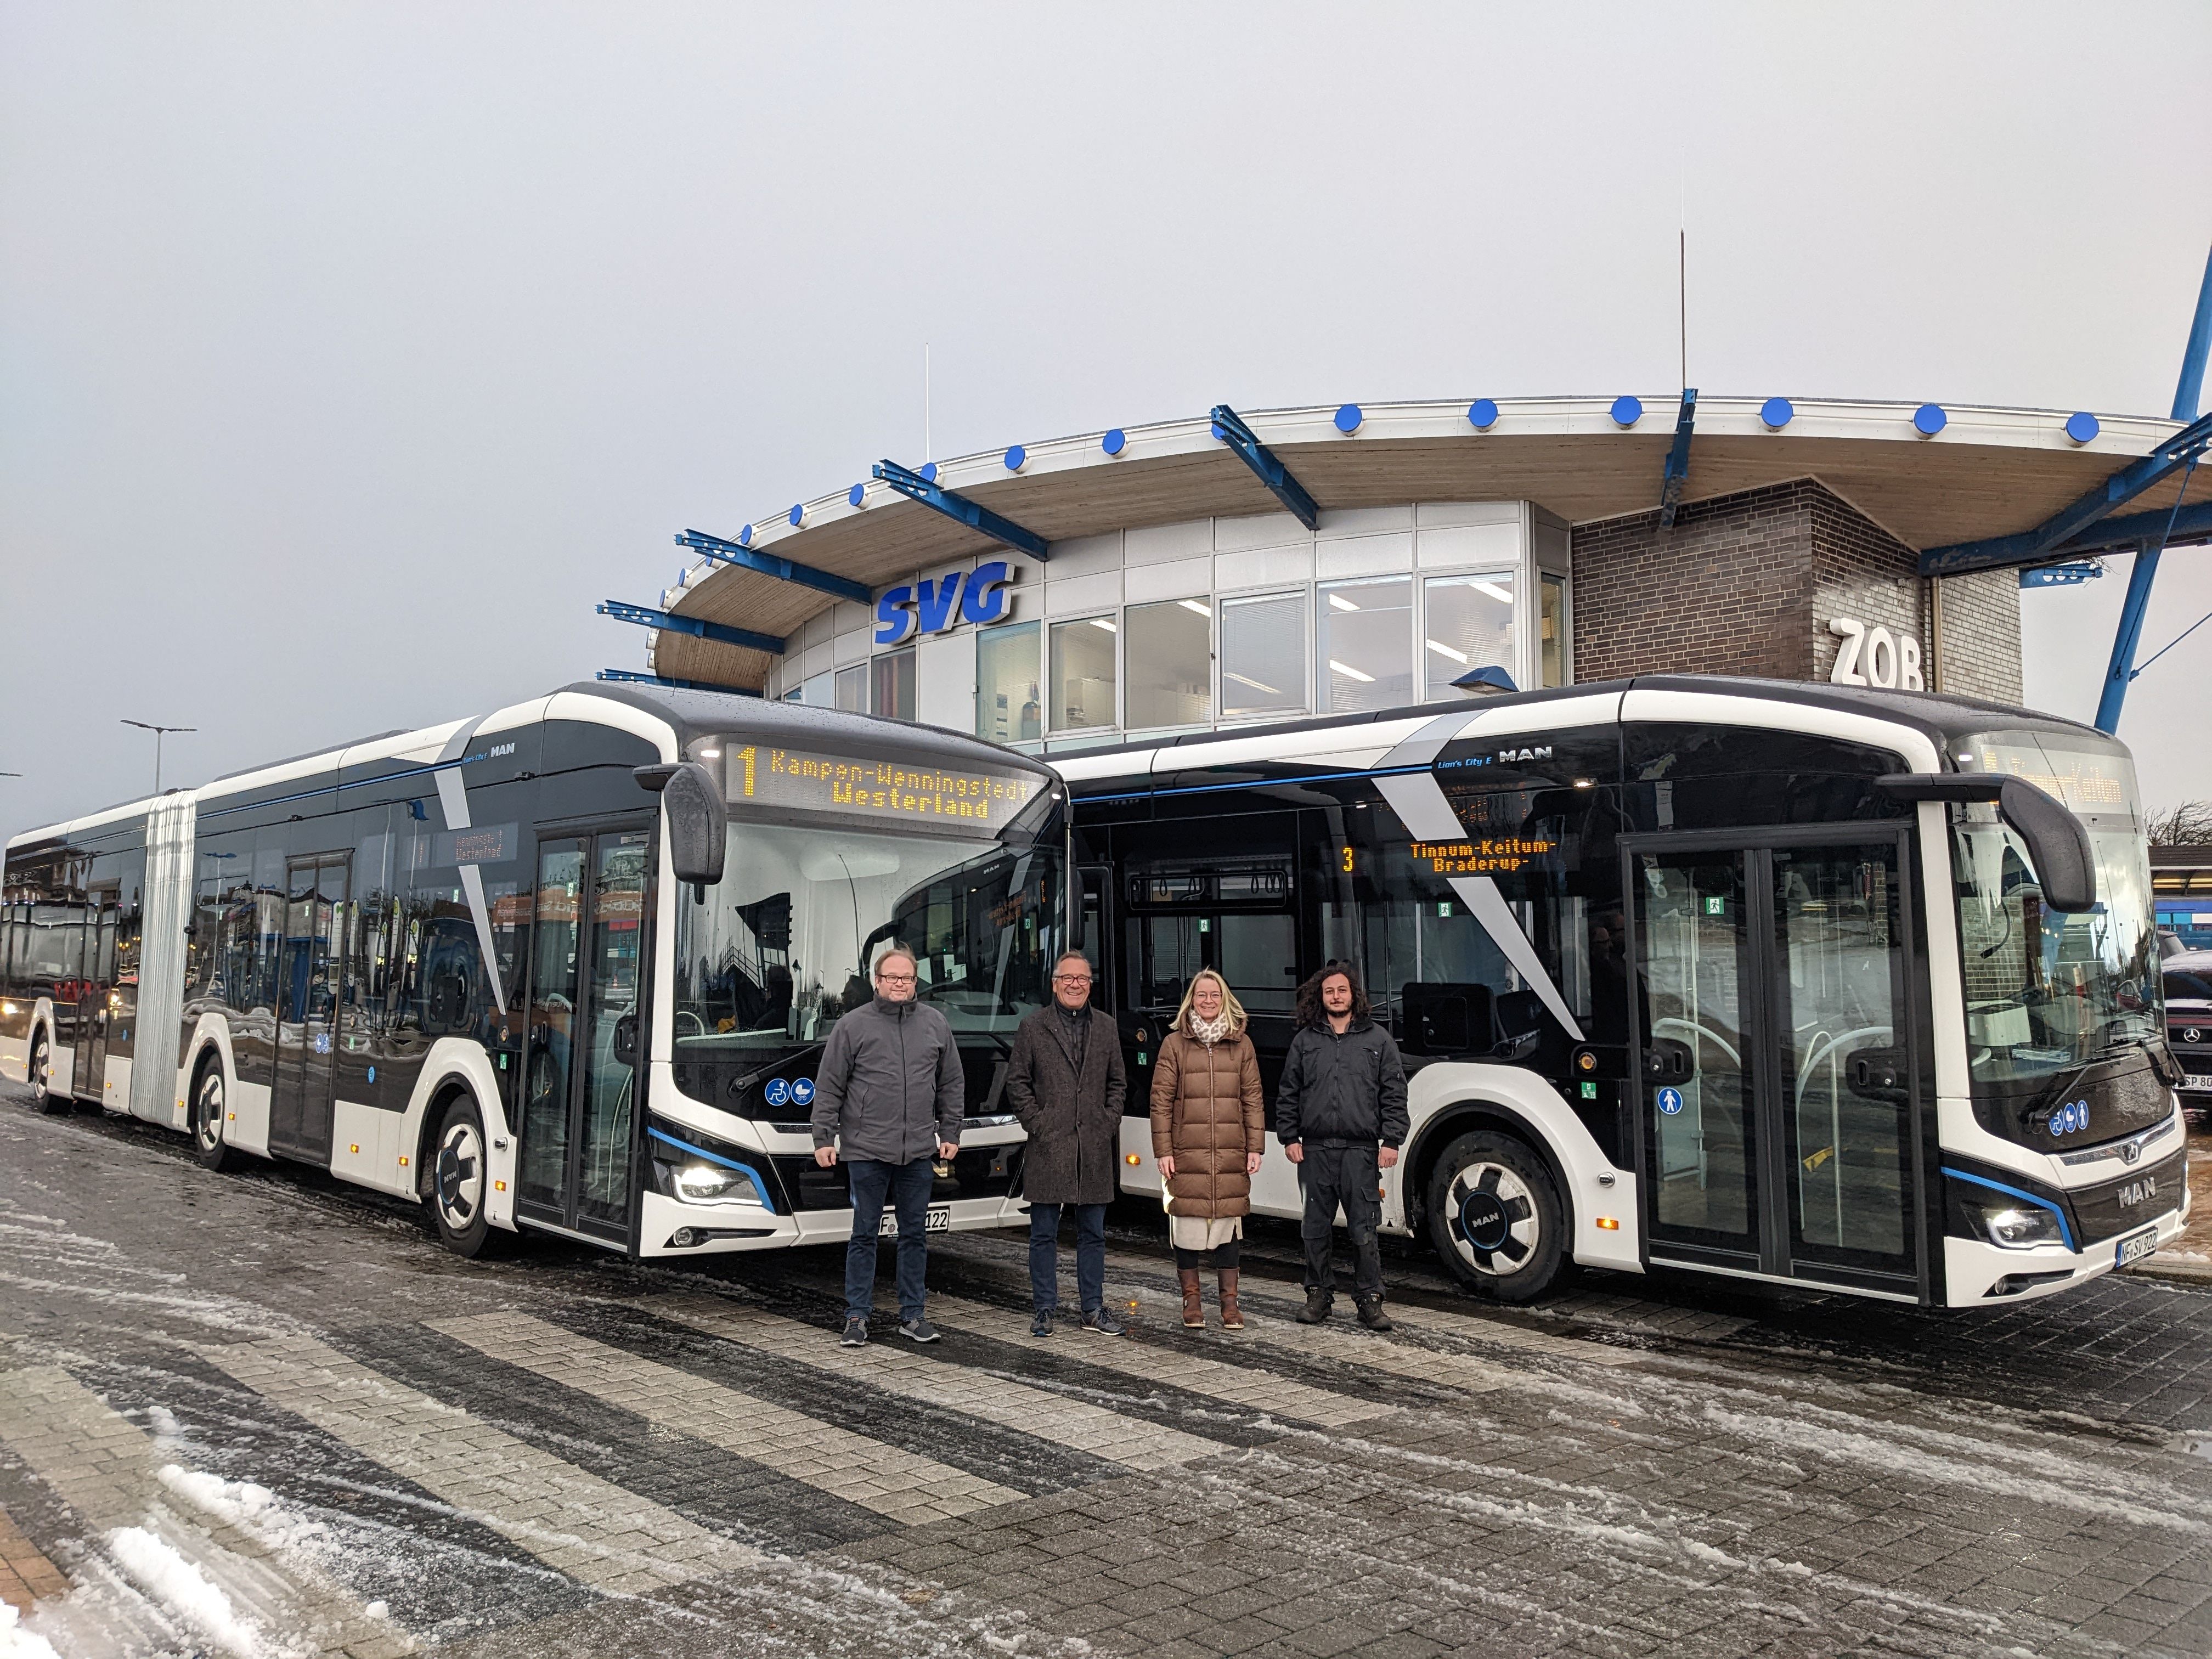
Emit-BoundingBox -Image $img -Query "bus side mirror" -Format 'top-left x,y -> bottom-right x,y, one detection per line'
634,762 -> 727,891
1876,772 -> 2097,913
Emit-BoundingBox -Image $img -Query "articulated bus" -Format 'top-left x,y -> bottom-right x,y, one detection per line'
2,684 -> 1066,1257
1060,675 -> 2187,1308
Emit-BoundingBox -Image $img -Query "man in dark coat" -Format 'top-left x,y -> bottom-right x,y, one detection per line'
1005,950 -> 1128,1336
1277,964 -> 1410,1330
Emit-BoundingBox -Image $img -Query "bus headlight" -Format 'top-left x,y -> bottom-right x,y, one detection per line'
1974,1202 -> 2065,1250
674,1162 -> 765,1205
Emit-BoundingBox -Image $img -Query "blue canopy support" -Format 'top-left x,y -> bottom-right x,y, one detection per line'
1658,388 -> 1699,528
596,600 -> 785,656
676,529 -> 872,605
1919,409 -> 2212,577
1210,405 -> 1319,531
871,461 -> 1049,560
596,669 -> 762,696
2094,244 -> 2212,733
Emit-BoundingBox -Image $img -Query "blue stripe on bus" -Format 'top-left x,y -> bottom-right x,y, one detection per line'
646,1127 -> 777,1212
1940,1166 -> 2075,1250
1080,762 -> 1432,804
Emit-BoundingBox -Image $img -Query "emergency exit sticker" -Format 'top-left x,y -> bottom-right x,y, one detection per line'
1703,897 -> 1725,916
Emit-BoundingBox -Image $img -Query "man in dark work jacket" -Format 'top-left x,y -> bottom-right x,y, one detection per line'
1276,964 -> 1409,1330
1005,951 -> 1127,1337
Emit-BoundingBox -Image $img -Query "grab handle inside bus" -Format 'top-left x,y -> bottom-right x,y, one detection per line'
634,761 -> 727,896
1875,772 -> 2096,912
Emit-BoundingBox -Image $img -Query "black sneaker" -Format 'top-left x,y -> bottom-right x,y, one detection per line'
1296,1290 -> 1333,1325
840,1317 -> 868,1347
1355,1300 -> 1394,1333
899,1317 -> 941,1344
1080,1308 -> 1126,1336
1031,1308 -> 1056,1337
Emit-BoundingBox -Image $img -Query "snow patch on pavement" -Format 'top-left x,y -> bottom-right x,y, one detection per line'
105,1526 -> 278,1658
0,1603 -> 64,1659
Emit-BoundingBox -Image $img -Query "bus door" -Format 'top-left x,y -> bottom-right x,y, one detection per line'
72,886 -> 119,1102
1626,828 -> 1923,1298
518,826 -> 651,1244
269,855 -> 350,1162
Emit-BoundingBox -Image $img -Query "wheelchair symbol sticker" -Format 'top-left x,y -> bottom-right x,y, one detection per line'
763,1077 -> 792,1108
1657,1086 -> 1684,1115
792,1077 -> 815,1106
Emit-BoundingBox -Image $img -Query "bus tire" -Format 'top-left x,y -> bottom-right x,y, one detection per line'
30,1029 -> 70,1116
426,1091 -> 493,1259
1424,1130 -> 1566,1304
191,1058 -> 240,1172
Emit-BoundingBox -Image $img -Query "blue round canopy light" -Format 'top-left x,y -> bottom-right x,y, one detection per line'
2066,411 -> 2101,445
1467,399 -> 1499,431
1004,444 -> 1026,472
737,524 -> 753,547
788,503 -> 804,527
1102,428 -> 1127,457
1610,396 -> 1643,427
847,483 -> 866,509
1334,404 -> 1363,434
1760,397 -> 1795,431
1912,403 -> 1947,438
919,462 -> 938,483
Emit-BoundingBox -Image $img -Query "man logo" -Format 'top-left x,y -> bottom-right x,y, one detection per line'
2122,1138 -> 2142,1165
2117,1177 -> 2158,1208
1496,745 -> 1553,764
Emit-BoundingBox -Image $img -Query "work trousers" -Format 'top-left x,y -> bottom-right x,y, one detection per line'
845,1156 -> 935,1322
1027,1201 -> 1108,1314
1298,1143 -> 1384,1302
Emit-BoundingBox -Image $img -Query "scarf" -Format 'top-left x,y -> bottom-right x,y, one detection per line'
1186,1009 -> 1234,1046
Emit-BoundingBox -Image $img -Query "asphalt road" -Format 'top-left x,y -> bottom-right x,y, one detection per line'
4,1081 -> 2212,1659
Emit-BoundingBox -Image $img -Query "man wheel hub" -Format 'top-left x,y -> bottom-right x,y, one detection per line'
1457,1188 -> 1512,1252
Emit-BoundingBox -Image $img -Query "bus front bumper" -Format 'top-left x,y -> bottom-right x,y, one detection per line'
1943,1189 -> 2191,1306
636,1189 -> 1027,1257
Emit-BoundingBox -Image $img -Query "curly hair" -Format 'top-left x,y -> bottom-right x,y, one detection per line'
1295,963 -> 1370,1029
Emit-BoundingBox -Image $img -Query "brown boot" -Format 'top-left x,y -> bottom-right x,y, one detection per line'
1179,1268 -> 1205,1328
1218,1269 -> 1244,1330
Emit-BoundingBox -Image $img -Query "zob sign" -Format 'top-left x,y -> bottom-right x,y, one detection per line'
874,560 -> 1018,647
1827,616 -> 1925,690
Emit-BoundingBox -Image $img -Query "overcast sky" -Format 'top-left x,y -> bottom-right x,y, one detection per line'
4,3 -> 2211,844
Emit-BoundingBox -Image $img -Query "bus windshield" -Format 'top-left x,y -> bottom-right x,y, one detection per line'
1951,731 -> 2159,1091
669,822 -> 1063,1113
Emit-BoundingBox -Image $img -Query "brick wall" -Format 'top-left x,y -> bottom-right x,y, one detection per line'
1570,476 -> 2022,699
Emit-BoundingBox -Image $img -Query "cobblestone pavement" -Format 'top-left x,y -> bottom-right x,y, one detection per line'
6,1084 -> 2212,1658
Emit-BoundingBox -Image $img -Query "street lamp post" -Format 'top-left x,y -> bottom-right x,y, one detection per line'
120,721 -> 196,795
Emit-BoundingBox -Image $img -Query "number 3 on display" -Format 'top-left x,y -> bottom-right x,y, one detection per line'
1340,846 -> 1356,873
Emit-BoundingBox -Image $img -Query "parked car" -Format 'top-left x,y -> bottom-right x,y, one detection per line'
2164,950 -> 2212,1120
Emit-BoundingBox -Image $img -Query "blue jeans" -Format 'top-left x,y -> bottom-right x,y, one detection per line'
845,1156 -> 934,1322
1028,1201 -> 1107,1315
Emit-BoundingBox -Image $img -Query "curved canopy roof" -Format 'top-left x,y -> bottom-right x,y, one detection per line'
647,394 -> 2207,692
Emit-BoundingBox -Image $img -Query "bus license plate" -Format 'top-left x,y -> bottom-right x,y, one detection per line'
2114,1226 -> 2160,1268
879,1206 -> 953,1238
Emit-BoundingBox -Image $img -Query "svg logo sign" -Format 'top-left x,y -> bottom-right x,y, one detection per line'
875,560 -> 1018,646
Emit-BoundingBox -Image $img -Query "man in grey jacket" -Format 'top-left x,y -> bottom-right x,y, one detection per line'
810,947 -> 965,1347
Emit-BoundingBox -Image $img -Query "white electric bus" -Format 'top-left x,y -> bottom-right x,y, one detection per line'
2,683 -> 1066,1258
1060,675 -> 2187,1308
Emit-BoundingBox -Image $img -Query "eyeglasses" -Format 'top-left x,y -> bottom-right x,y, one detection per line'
1053,974 -> 1092,985
877,972 -> 917,984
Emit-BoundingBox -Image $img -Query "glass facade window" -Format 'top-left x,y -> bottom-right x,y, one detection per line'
1423,572 -> 1516,701
1317,576 -> 1412,712
800,672 -> 832,707
833,663 -> 866,712
1125,599 -> 1212,730
871,648 -> 915,721
1541,573 -> 1567,689
1050,617 -> 1118,731
1220,592 -> 1307,719
976,621 -> 1043,743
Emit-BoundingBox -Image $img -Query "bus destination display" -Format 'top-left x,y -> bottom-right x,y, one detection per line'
729,744 -> 1041,831
1410,836 -> 1558,875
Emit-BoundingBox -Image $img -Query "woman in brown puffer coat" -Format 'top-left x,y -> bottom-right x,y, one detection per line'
1150,968 -> 1266,1330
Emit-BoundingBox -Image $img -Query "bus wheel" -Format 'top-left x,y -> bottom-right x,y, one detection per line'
191,1062 -> 239,1171
1424,1131 -> 1565,1304
30,1031 -> 69,1116
427,1093 -> 493,1259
